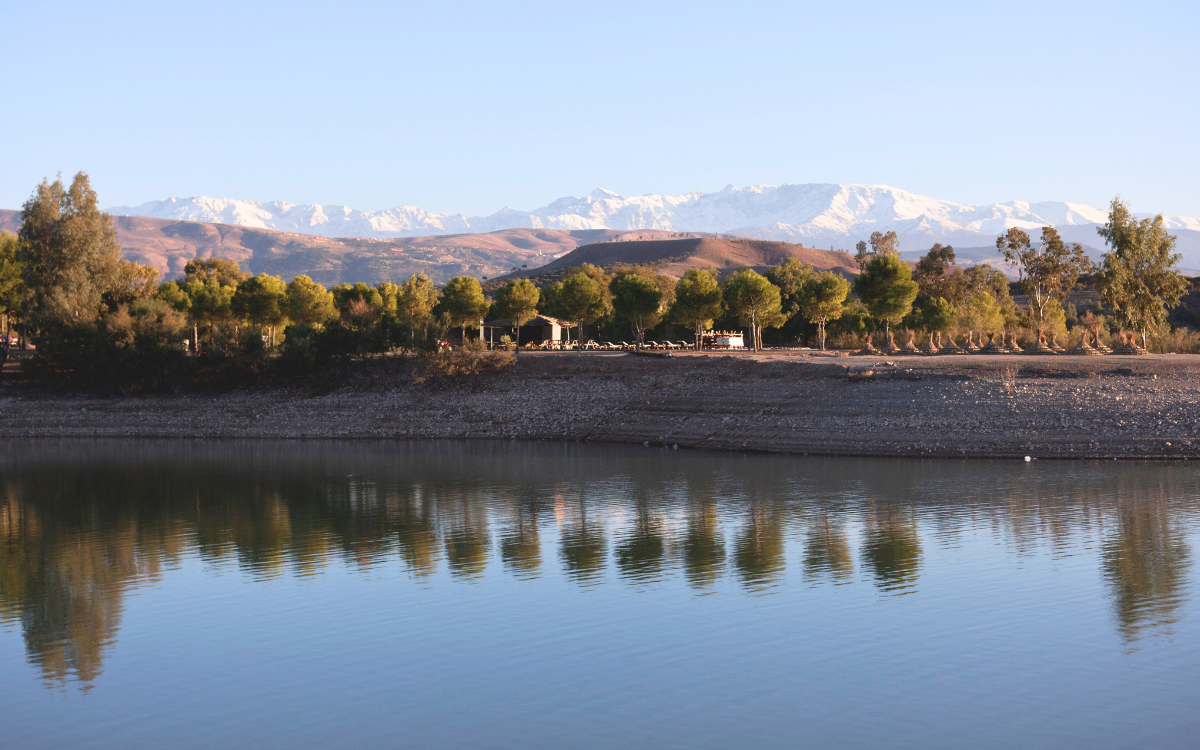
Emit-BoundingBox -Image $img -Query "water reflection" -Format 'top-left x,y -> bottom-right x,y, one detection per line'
861,504 -> 923,594
0,441 -> 1197,688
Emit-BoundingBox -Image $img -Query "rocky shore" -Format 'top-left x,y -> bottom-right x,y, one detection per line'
4,350 -> 1200,459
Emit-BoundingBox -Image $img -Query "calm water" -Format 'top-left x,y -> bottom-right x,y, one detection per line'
1,441 -> 1197,749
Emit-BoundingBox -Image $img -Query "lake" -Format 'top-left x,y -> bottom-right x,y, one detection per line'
1,440 -> 1197,749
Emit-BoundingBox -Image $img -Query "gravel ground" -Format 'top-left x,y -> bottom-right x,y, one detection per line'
3,349 -> 1200,459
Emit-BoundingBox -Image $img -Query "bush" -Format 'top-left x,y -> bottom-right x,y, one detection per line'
413,342 -> 514,382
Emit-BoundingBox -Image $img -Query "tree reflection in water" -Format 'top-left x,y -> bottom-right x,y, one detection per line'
802,512 -> 854,583
1102,496 -> 1192,647
861,503 -> 922,593
732,504 -> 786,593
0,442 -> 1197,688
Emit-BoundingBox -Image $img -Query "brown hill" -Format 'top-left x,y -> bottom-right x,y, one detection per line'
0,209 -> 613,285
491,237 -> 858,288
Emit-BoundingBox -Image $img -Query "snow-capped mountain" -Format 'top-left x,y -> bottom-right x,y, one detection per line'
110,184 -> 1200,263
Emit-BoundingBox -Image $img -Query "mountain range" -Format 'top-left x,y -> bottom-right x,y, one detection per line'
110,183 -> 1200,268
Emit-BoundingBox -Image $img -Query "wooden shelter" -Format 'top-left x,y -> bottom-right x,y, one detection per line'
482,315 -> 564,346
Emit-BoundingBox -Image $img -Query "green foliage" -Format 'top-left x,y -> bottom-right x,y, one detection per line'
231,274 -> 288,331
1097,196 -> 1188,348
184,258 -> 248,287
18,172 -> 125,326
185,279 -> 236,341
155,280 -> 191,313
0,232 -> 29,326
670,268 -> 724,345
914,244 -> 967,306
797,271 -> 850,350
766,257 -> 814,320
610,272 -> 663,347
853,253 -> 919,334
285,275 -> 335,326
395,273 -> 440,345
722,268 -> 784,351
495,278 -> 540,328
963,264 -> 1013,306
955,290 -> 1004,336
332,282 -> 383,318
855,230 -> 899,271
439,276 -> 490,337
375,281 -> 400,315
998,226 -> 1090,332
918,296 -> 956,333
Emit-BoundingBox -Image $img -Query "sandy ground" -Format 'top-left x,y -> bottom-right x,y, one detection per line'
3,348 -> 1200,459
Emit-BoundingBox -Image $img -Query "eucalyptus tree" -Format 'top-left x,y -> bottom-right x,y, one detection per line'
997,226 -> 1090,344
1096,197 -> 1187,351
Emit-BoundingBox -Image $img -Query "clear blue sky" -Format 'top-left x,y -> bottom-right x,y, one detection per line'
4,0 -> 1198,217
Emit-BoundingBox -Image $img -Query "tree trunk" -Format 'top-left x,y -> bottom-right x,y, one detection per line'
819,319 -> 826,351
1142,328 -> 1148,351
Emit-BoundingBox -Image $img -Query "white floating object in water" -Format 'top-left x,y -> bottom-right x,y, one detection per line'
1024,456 -> 1032,462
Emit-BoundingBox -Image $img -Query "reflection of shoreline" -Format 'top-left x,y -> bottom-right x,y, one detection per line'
0,441 -> 1195,686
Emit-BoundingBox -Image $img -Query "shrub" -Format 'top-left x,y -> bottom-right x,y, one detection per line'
413,343 -> 514,383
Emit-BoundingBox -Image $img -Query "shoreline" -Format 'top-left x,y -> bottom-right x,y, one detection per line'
4,350 -> 1200,460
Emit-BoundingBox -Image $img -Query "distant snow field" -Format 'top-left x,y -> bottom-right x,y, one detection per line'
109,183 -> 1200,266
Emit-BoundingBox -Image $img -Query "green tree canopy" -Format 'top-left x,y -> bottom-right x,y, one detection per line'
722,268 -> 784,351
375,282 -> 400,316
547,272 -> 604,351
231,274 -> 288,342
853,253 -> 919,341
956,290 -> 1005,340
285,275 -> 336,326
919,296 -> 956,334
610,272 -> 663,348
184,258 -> 248,287
494,278 -> 540,350
670,267 -> 724,348
184,278 -> 236,343
18,172 -> 125,326
797,271 -> 850,350
395,273 -> 440,346
155,280 -> 191,313
332,283 -> 383,318
1097,196 -> 1188,350
439,276 -> 491,340
0,233 -> 29,335
766,257 -> 814,321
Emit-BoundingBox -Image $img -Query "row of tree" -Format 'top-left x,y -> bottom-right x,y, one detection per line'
0,172 -> 1190,389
